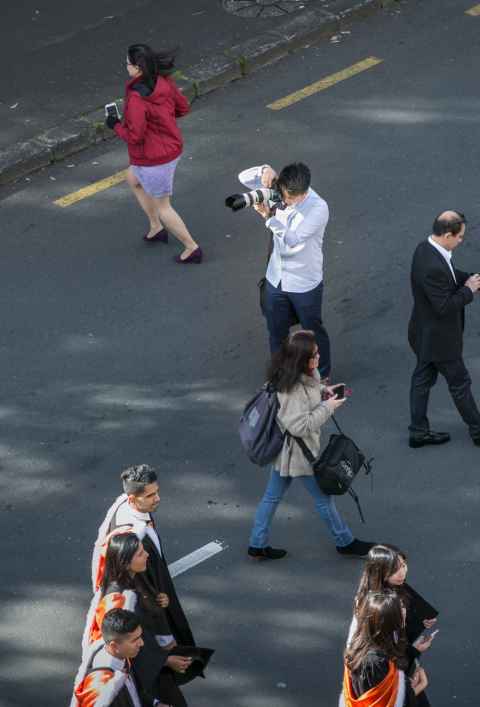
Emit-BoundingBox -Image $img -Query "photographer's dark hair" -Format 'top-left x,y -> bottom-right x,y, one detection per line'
345,590 -> 408,673
127,44 -> 177,90
354,544 -> 408,617
102,608 -> 140,643
101,533 -> 140,595
432,210 -> 466,236
276,162 -> 311,196
121,464 -> 157,496
268,330 -> 317,393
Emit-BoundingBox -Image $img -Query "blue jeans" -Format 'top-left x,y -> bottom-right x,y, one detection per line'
249,469 -> 354,548
264,280 -> 331,378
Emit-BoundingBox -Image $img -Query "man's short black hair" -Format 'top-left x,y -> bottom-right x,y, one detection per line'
121,464 -> 157,495
102,609 -> 140,643
432,210 -> 466,237
276,162 -> 311,196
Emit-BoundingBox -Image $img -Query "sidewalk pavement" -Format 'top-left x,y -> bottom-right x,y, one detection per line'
0,0 -> 398,185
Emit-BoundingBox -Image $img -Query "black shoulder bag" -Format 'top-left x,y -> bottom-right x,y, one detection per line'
291,416 -> 373,522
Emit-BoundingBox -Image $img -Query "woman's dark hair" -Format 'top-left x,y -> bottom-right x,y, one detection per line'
345,590 -> 408,673
127,44 -> 177,90
267,330 -> 317,392
354,544 -> 407,616
101,532 -> 140,595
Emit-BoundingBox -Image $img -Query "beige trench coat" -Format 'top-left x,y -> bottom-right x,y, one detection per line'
274,370 -> 333,477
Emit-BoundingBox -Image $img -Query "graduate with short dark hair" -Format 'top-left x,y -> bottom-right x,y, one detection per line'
72,608 -> 153,707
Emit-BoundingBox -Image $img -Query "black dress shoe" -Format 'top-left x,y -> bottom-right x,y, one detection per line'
336,539 -> 375,558
409,431 -> 450,448
248,546 -> 287,560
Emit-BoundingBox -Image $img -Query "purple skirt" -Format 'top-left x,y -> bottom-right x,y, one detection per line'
131,157 -> 180,198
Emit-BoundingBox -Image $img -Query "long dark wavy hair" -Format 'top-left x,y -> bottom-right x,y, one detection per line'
127,44 -> 177,90
354,544 -> 408,617
345,591 -> 408,673
101,532 -> 140,596
267,330 -> 317,393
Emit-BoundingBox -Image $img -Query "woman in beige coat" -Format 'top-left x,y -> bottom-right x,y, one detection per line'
248,330 -> 373,560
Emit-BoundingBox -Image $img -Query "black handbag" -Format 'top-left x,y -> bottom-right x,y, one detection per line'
291,416 -> 373,522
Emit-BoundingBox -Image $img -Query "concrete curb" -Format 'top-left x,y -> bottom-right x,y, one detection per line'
0,0 -> 392,186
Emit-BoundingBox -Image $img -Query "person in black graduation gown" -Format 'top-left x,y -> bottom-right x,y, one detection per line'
348,544 -> 438,707
73,608 -> 153,707
341,592 -> 429,707
92,465 -> 195,648
86,533 -> 194,707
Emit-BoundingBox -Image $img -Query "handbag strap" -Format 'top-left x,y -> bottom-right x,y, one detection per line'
287,433 -> 316,464
331,414 -> 343,435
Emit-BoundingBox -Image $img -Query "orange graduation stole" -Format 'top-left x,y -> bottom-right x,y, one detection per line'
342,659 -> 399,707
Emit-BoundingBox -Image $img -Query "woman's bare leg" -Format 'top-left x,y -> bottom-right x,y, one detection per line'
155,195 -> 199,258
126,167 -> 164,239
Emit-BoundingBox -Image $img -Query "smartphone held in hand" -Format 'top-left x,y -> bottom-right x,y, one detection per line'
105,102 -> 121,120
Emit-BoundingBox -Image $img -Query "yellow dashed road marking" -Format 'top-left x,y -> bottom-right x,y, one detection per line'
267,56 -> 383,111
54,169 -> 128,207
466,4 -> 480,16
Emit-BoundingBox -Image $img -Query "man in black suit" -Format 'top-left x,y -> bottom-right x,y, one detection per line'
408,210 -> 480,447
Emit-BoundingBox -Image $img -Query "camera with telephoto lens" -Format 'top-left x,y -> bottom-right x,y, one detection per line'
225,187 -> 283,212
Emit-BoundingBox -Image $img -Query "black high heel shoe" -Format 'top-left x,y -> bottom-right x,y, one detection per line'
174,247 -> 203,264
143,229 -> 169,243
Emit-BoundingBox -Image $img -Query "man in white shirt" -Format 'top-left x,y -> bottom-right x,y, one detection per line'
408,210 -> 480,447
239,162 -> 332,379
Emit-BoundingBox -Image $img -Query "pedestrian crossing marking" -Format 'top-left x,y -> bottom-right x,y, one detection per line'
466,4 -> 480,15
266,56 -> 383,111
168,540 -> 227,578
54,169 -> 128,207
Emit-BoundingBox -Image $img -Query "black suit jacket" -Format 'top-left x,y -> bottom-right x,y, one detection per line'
408,240 -> 473,362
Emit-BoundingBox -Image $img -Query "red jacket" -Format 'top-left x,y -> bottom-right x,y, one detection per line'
114,75 -> 190,166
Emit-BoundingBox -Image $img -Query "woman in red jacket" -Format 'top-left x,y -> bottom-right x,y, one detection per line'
107,44 -> 202,264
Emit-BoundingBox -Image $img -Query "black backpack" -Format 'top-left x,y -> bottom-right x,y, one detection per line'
239,382 -> 285,466
292,417 -> 373,522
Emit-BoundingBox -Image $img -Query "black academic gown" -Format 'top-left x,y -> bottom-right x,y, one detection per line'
103,582 -> 187,707
403,583 -> 439,645
402,584 -> 437,707
350,651 -> 417,707
108,500 -> 194,646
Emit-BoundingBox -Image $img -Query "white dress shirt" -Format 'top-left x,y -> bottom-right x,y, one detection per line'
238,165 -> 329,293
428,236 -> 457,283
93,647 -> 142,707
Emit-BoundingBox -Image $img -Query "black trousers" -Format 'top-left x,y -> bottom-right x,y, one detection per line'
264,280 -> 331,378
409,357 -> 480,437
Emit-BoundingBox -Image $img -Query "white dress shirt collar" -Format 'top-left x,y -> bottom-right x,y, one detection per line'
428,236 -> 456,282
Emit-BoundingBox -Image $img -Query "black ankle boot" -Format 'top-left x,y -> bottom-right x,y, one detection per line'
336,539 -> 375,558
248,546 -> 287,560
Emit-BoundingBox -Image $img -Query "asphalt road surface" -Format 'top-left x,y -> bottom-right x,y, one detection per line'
1,1 -> 480,706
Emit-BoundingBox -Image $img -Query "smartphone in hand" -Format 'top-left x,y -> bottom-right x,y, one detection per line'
334,384 -> 345,399
105,102 -> 121,120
